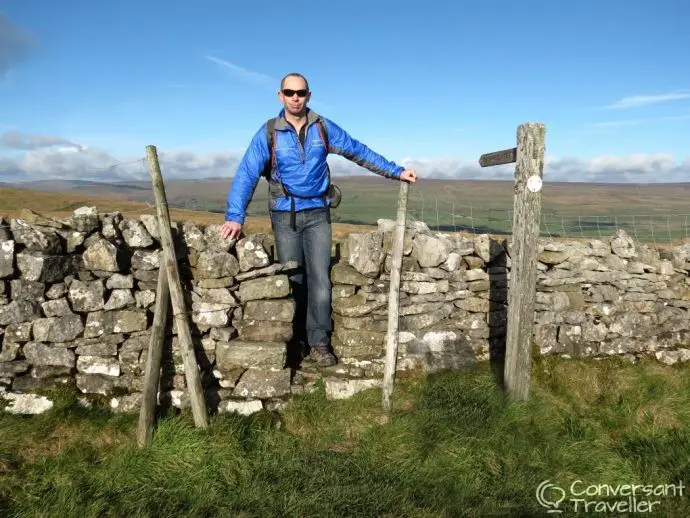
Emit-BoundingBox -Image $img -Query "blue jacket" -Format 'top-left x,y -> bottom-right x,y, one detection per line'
225,108 -> 404,224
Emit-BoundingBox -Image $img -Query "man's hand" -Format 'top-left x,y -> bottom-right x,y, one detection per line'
220,221 -> 242,240
400,169 -> 417,183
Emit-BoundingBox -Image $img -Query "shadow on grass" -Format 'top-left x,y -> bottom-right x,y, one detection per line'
2,359 -> 690,517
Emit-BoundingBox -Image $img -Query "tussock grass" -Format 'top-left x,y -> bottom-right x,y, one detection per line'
1,356 -> 689,517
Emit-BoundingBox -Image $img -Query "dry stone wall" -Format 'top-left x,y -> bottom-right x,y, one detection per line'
1,207 -> 690,415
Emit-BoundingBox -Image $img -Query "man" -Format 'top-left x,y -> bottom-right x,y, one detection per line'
220,72 -> 417,367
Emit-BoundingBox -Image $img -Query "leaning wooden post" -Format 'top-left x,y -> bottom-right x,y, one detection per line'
137,262 -> 170,447
382,180 -> 410,419
479,123 -> 545,401
146,145 -> 209,428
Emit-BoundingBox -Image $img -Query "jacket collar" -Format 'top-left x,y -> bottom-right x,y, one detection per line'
274,107 -> 321,131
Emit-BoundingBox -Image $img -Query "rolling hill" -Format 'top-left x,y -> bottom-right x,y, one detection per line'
4,176 -> 690,243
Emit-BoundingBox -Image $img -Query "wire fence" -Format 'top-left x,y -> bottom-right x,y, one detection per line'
404,188 -> 690,246
3,157 -> 689,247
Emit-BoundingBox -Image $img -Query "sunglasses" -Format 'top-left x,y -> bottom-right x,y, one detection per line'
282,89 -> 308,97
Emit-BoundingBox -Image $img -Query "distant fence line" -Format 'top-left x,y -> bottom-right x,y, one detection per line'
15,157 -> 686,246
404,194 -> 690,245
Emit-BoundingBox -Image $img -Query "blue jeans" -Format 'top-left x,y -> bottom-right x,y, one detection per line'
270,207 -> 332,346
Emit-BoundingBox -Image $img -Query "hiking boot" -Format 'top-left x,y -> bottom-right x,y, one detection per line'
307,344 -> 337,367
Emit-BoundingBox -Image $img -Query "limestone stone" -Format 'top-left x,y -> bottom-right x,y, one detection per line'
412,234 -> 450,268
0,240 -> 14,279
83,238 -> 124,272
77,355 -> 120,376
204,224 -> 233,252
70,207 -> 100,233
84,310 -> 148,337
11,220 -> 63,254
243,299 -> 295,322
0,300 -> 41,325
610,229 -> 636,258
23,342 -> 75,367
41,298 -> 73,317
68,279 -> 105,312
139,215 -> 160,240
215,340 -> 285,369
10,279 -> 45,302
232,367 -> 291,398
16,253 -> 76,283
236,234 -> 271,272
238,275 -> 290,302
2,393 -> 54,415
194,250 -> 240,279
120,219 -> 154,248
348,232 -> 384,277
32,315 -> 84,342
331,263 -> 374,286
234,319 -> 292,342
131,250 -> 160,270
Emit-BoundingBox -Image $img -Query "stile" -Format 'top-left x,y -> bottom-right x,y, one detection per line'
146,145 -> 209,428
137,262 -> 170,447
382,180 -> 410,418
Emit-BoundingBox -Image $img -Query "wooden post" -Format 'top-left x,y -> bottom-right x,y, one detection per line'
137,262 -> 169,447
478,123 -> 545,401
146,145 -> 209,428
382,180 -> 410,419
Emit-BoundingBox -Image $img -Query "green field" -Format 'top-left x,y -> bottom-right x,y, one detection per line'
11,176 -> 690,243
1,357 -> 689,517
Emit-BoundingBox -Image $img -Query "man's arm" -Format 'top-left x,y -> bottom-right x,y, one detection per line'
323,118 -> 404,179
224,124 -> 270,225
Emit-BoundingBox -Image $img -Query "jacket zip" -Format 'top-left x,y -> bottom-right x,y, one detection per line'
286,119 -> 308,163
297,123 -> 307,163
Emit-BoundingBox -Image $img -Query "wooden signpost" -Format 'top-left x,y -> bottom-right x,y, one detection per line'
478,123 -> 545,401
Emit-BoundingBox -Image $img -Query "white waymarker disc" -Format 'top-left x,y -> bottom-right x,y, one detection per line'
526,175 -> 542,193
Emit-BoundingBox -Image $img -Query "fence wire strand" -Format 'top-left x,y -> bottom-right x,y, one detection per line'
3,156 -> 689,248
404,192 -> 690,246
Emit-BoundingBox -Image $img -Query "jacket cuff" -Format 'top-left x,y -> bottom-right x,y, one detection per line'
224,213 -> 245,225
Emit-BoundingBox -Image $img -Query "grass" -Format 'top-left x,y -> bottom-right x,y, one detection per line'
1,356 -> 689,517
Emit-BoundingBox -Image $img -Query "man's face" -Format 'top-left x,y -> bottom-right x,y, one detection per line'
278,75 -> 310,116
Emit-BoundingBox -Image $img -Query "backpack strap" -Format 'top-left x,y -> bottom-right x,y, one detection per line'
263,117 -> 278,179
315,117 -> 329,152
265,115 -> 333,230
315,117 -> 332,218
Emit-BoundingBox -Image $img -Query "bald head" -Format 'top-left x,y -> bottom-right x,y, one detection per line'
280,72 -> 309,91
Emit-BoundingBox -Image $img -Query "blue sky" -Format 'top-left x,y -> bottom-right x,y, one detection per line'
1,0 -> 689,183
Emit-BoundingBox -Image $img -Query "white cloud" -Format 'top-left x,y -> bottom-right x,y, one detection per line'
604,90 -> 690,109
1,130 -> 84,151
0,132 -> 688,184
205,56 -> 275,86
